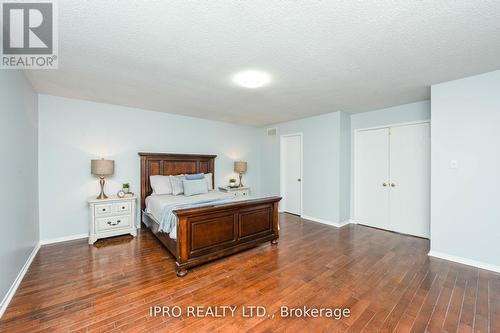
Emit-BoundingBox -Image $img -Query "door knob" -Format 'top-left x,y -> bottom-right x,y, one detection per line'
391,183 -> 396,187
382,182 -> 388,187
297,178 -> 301,182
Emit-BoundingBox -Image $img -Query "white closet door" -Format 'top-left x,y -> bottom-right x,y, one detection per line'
389,123 -> 430,238
282,135 -> 302,215
354,128 -> 390,230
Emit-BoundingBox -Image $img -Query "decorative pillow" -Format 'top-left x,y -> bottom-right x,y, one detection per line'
169,175 -> 185,195
204,173 -> 213,191
150,175 -> 172,195
183,179 -> 208,196
185,173 -> 205,180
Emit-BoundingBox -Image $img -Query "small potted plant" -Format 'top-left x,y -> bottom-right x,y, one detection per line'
122,183 -> 130,194
229,179 -> 237,188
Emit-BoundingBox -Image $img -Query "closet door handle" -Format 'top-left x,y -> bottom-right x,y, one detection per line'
382,182 -> 388,187
390,183 -> 396,187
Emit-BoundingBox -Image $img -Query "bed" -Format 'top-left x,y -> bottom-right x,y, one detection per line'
139,152 -> 281,277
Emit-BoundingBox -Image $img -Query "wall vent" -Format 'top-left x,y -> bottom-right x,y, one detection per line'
267,128 -> 277,136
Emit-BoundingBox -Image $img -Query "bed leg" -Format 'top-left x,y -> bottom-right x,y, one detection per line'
176,268 -> 188,277
271,239 -> 278,245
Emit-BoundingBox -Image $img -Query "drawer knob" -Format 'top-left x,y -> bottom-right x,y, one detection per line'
107,220 -> 121,226
102,208 -> 106,211
122,206 -> 125,209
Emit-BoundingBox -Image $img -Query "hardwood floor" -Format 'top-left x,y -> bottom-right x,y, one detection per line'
1,213 -> 499,332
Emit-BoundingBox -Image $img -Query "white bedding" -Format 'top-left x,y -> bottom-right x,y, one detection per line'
145,190 -> 234,222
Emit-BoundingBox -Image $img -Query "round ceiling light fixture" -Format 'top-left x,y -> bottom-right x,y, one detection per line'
232,70 -> 271,88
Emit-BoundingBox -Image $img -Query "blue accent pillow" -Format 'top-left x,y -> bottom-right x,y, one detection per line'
183,179 -> 208,196
185,173 -> 205,180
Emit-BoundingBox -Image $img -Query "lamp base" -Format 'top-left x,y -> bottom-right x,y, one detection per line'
96,193 -> 108,200
238,173 -> 244,188
96,177 -> 108,200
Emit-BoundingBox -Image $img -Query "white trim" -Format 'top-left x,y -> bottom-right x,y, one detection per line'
428,251 -> 500,273
280,132 -> 303,216
0,243 -> 40,318
40,233 -> 88,245
301,215 -> 351,228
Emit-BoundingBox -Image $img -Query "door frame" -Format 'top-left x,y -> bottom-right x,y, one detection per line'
280,132 -> 303,216
352,120 -> 430,224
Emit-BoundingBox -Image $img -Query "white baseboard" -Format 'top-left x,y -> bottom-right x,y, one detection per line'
428,250 -> 500,273
301,215 -> 351,228
338,219 -> 353,227
40,233 -> 88,245
0,243 -> 40,318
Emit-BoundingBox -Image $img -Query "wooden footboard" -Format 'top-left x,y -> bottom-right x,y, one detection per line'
142,197 -> 281,276
174,197 -> 281,276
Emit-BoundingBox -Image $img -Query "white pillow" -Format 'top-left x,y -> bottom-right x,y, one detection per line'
150,175 -> 172,195
183,179 -> 208,196
205,173 -> 213,191
170,175 -> 185,195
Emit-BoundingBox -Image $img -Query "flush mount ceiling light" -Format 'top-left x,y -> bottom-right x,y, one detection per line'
232,70 -> 271,88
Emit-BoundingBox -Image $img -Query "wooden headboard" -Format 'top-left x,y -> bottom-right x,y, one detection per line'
138,153 -> 216,211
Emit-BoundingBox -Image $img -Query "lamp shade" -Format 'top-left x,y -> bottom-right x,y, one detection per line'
234,161 -> 247,173
91,159 -> 114,176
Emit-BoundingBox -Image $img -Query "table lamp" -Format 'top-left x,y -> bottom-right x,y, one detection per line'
91,159 -> 114,199
234,161 -> 247,188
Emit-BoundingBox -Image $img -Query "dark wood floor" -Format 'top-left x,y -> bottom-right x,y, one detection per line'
1,214 -> 499,332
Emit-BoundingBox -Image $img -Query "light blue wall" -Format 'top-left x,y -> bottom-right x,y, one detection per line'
0,71 -> 39,310
431,70 -> 500,268
351,100 -> 430,130
260,102 -> 430,225
260,111 -> 347,223
38,95 -> 263,241
339,112 -> 351,221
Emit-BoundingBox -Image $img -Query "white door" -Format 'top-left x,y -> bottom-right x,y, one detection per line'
354,128 -> 391,230
389,123 -> 430,238
282,135 -> 302,215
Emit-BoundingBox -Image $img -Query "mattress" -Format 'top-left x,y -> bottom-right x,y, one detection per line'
145,190 -> 234,223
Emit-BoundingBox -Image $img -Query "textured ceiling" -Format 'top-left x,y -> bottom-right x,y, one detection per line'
26,1 -> 500,126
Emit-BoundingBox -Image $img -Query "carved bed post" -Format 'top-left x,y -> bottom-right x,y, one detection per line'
176,216 -> 189,277
140,155 -> 147,213
271,201 -> 279,245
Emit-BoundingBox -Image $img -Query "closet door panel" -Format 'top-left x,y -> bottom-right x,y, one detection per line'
389,123 -> 430,238
354,128 -> 390,230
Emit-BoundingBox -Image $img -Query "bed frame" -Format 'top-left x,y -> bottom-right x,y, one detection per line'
139,153 -> 281,277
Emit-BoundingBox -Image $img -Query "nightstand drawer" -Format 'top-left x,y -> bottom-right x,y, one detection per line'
96,216 -> 131,232
95,203 -> 113,216
113,202 -> 131,214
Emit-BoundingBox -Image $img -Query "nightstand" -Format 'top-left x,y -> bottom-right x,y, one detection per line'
218,186 -> 250,197
88,195 -> 137,244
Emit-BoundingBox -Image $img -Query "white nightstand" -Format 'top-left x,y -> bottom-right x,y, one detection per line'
88,195 -> 137,244
218,186 -> 250,197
